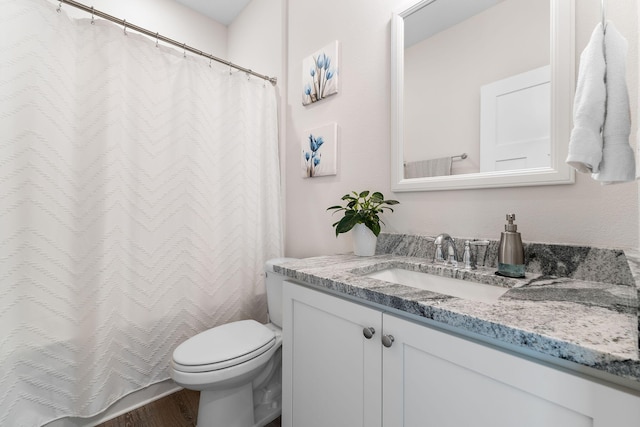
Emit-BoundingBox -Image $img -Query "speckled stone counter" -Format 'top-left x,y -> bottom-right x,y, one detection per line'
274,233 -> 640,389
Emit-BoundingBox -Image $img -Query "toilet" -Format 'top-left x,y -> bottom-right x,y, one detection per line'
171,258 -> 295,427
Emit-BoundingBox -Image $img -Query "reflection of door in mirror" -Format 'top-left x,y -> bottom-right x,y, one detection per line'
403,0 -> 549,178
480,65 -> 551,172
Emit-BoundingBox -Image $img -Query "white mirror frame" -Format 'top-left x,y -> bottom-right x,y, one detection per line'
391,0 -> 575,192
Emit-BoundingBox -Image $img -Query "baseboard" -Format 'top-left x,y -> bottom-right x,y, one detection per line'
44,379 -> 182,427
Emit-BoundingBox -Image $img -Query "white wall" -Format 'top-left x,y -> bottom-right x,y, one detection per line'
286,0 -> 394,257
228,0 -> 284,81
286,0 -> 639,258
59,0 -> 228,57
228,0 -> 287,234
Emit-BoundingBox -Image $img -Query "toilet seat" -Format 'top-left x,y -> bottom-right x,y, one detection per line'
173,320 -> 276,373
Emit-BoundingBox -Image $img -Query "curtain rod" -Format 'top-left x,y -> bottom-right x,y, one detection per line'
55,0 -> 277,85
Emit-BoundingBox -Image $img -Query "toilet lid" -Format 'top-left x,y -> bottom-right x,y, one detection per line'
173,320 -> 275,372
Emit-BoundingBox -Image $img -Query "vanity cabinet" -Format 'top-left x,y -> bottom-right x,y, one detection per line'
382,314 -> 640,426
282,280 -> 640,427
281,280 -> 382,427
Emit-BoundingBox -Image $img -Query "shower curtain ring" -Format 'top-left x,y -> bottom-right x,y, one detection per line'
155,32 -> 159,48
123,19 -> 127,36
90,6 -> 95,24
183,43 -> 186,58
57,1 -> 62,13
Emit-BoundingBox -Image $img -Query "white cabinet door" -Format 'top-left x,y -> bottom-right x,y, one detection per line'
282,281 -> 382,427
382,313 -> 640,427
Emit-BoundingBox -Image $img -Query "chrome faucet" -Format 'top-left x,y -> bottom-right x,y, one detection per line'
434,233 -> 458,267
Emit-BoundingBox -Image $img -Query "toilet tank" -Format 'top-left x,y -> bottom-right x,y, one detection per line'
265,258 -> 297,328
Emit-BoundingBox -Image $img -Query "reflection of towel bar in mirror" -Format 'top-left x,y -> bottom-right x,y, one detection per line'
403,153 -> 468,166
403,153 -> 468,178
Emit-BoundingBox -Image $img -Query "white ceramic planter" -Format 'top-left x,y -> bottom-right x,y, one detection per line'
352,223 -> 377,256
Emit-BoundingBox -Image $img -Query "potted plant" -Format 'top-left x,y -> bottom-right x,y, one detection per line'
327,191 -> 400,256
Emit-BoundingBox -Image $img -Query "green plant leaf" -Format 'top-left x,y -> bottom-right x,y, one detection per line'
328,190 -> 400,236
368,221 -> 381,237
335,215 -> 359,236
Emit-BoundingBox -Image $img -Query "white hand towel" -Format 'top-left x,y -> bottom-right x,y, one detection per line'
592,23 -> 636,184
566,23 -> 606,173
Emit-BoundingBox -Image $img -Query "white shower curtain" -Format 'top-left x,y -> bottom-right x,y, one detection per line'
0,1 -> 283,425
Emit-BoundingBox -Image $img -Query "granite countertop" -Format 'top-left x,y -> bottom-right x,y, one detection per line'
274,234 -> 640,389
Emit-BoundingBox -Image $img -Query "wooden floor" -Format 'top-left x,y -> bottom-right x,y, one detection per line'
97,389 -> 281,427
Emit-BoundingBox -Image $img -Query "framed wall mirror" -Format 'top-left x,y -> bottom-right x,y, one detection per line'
391,0 -> 575,191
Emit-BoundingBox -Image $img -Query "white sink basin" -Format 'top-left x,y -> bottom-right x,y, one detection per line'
364,268 -> 508,303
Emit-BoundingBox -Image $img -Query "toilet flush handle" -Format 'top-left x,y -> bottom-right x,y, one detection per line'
362,327 -> 375,339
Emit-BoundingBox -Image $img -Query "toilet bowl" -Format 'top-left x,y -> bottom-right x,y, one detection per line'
170,258 -> 295,427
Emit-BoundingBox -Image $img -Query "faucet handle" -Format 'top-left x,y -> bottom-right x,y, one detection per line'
463,241 -> 472,269
469,240 -> 491,268
434,243 -> 444,262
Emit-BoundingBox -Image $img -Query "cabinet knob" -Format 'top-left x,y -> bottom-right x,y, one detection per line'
362,327 -> 375,339
382,334 -> 395,348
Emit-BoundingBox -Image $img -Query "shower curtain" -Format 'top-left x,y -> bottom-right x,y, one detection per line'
0,1 -> 283,425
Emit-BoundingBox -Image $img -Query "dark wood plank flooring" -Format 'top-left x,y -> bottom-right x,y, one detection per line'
97,389 -> 281,427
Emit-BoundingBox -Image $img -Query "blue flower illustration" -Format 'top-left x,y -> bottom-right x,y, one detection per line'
303,133 -> 326,177
303,47 -> 337,105
309,134 -> 324,152
323,56 -> 331,71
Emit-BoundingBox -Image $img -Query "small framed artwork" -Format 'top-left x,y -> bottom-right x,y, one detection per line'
302,41 -> 339,106
302,123 -> 338,178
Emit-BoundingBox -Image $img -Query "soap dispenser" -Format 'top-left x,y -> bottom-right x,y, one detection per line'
497,214 -> 525,278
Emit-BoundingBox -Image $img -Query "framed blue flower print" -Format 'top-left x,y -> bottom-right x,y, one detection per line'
302,41 -> 339,106
302,123 -> 338,178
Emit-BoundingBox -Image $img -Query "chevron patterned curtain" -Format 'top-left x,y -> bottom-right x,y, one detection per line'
0,1 -> 283,425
